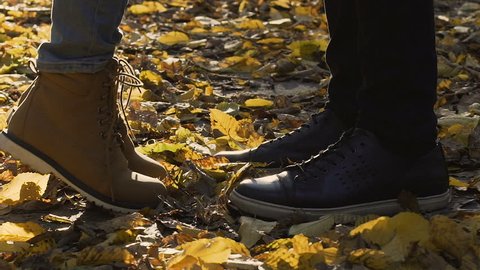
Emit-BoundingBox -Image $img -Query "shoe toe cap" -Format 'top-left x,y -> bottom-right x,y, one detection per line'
232,171 -> 292,206
214,149 -> 251,162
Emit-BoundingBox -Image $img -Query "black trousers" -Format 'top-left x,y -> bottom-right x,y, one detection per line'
324,0 -> 438,156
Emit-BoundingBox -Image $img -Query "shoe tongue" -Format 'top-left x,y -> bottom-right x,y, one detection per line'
352,128 -> 375,137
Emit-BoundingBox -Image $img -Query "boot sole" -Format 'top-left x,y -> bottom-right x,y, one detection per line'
230,189 -> 451,220
0,131 -> 143,213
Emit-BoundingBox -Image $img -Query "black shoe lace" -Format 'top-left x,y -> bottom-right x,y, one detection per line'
290,129 -> 356,181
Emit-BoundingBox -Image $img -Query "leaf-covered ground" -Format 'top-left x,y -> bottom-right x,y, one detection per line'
1,0 -> 480,269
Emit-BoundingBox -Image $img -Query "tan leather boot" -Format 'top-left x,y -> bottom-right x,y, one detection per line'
11,61 -> 167,180
0,60 -> 167,212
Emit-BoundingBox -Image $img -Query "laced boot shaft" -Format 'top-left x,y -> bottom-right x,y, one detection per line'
108,58 -> 167,178
1,61 -> 167,212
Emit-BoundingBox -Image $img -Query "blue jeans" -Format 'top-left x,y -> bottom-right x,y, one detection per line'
37,0 -> 128,73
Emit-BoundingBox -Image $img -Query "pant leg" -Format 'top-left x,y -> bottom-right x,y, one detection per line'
354,0 -> 438,156
37,0 -> 128,73
323,0 -> 361,126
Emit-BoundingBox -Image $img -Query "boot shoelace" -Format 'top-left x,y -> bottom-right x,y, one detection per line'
290,129 -> 360,182
113,57 -> 144,141
101,57 -> 144,201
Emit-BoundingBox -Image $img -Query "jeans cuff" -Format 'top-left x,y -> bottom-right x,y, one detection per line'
36,60 -> 109,73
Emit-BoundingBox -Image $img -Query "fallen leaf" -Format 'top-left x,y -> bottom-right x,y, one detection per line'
239,216 -> 277,248
244,98 -> 274,108
0,222 -> 45,252
167,237 -> 250,269
158,31 -> 190,46
350,212 -> 430,261
289,215 -> 335,237
0,172 -> 50,206
129,1 -> 167,15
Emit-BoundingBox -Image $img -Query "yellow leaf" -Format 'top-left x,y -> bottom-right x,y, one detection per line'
236,19 -> 265,29
449,176 -> 469,188
209,109 -> 244,142
139,70 -> 163,86
348,249 -> 391,270
351,212 -> 430,262
0,172 -> 50,205
0,112 -> 7,130
256,235 -> 335,269
430,215 -> 473,260
438,115 -> 479,146
158,31 -> 190,46
211,26 -> 231,33
271,0 -> 290,9
350,216 -> 394,246
288,39 -> 329,60
238,0 -> 248,12
168,0 -> 189,7
0,222 -> 45,242
257,38 -> 285,45
129,1 -> 167,15
221,56 -> 262,73
76,246 -> 136,266
168,237 -> 250,269
244,98 -> 274,108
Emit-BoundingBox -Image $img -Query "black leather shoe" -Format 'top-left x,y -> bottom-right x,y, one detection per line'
215,110 -> 348,167
229,129 -> 451,220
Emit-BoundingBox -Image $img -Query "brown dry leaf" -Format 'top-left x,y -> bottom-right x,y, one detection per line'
96,212 -> 152,233
0,172 -> 50,206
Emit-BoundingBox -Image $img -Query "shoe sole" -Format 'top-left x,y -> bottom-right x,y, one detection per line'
230,189 -> 451,220
0,131 -> 141,213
